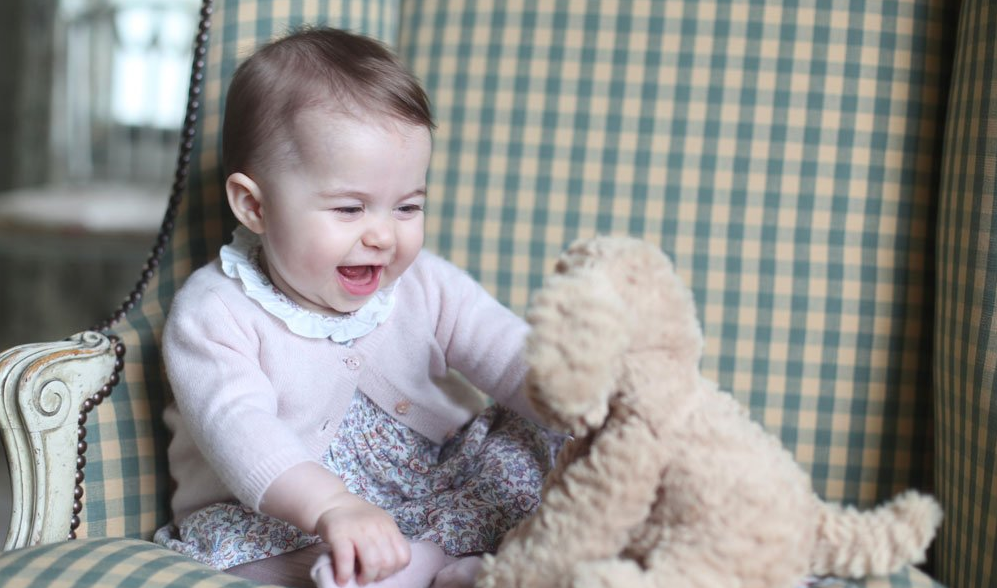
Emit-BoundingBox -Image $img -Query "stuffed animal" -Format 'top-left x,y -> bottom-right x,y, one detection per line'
476,236 -> 943,588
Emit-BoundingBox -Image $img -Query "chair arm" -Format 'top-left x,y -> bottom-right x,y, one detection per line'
0,332 -> 116,550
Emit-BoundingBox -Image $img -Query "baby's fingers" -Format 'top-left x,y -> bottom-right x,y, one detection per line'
356,533 -> 407,584
327,535 -> 358,586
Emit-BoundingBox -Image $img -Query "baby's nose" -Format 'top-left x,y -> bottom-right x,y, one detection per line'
361,215 -> 396,249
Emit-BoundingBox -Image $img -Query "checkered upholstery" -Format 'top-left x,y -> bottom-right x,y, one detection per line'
933,0 -> 997,586
402,0 -> 945,506
5,0 -> 991,586
0,537 -> 940,588
0,539 -> 277,587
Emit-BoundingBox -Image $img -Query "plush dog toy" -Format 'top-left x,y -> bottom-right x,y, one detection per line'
476,236 -> 943,588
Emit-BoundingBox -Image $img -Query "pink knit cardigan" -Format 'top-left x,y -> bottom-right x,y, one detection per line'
162,250 -> 533,522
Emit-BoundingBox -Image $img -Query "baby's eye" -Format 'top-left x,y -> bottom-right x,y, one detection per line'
394,202 -> 425,219
334,206 -> 364,216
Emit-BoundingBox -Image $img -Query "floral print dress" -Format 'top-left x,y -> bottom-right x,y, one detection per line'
154,391 -> 557,569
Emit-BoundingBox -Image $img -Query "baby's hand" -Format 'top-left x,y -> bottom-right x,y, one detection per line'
315,493 -> 411,586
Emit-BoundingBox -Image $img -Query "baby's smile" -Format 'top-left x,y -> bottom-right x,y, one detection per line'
337,265 -> 383,296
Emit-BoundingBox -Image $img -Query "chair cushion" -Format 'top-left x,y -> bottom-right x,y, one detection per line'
862,569 -> 944,588
0,538 -> 278,587
862,568 -> 945,588
0,537 -> 943,588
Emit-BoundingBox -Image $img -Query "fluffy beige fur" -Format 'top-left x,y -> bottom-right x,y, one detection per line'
476,236 -> 943,588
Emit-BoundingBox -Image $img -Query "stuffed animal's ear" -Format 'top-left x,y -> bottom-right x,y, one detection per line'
524,268 -> 630,430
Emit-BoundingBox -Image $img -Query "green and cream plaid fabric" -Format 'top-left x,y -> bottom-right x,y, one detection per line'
54,0 -> 979,586
0,537 -> 942,588
934,0 -> 997,587
402,0 -> 947,506
0,539 -> 277,587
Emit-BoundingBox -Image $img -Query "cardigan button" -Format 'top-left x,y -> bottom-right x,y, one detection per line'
344,356 -> 361,370
394,400 -> 411,415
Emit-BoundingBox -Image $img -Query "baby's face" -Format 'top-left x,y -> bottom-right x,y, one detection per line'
254,108 -> 432,315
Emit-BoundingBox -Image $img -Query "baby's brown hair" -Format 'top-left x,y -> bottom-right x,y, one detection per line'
222,26 -> 434,177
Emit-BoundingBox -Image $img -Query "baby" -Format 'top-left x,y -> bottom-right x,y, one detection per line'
154,27 -> 557,588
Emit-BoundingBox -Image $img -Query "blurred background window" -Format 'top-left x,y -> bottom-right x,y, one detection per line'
55,0 -> 199,183
0,0 -> 200,349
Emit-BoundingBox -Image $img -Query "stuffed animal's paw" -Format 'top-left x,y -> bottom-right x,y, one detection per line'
476,551 -> 572,588
570,559 -> 649,588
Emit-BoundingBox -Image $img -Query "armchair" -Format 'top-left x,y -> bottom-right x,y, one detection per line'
1,1 -> 994,587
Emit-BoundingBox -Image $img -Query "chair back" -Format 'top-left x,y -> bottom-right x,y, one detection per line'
933,0 -> 997,584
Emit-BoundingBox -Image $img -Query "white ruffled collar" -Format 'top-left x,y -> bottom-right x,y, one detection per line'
219,226 -> 397,344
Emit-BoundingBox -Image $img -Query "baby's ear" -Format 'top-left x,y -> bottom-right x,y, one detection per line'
226,172 -> 265,234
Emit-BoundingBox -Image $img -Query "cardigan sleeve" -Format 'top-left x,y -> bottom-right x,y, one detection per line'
424,254 -> 543,423
163,282 -> 316,511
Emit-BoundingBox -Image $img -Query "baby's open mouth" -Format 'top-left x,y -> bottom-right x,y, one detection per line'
337,265 -> 383,296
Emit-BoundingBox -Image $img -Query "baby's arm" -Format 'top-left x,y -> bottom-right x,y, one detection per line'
427,256 -> 540,421
261,463 -> 410,586
165,286 -> 408,585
